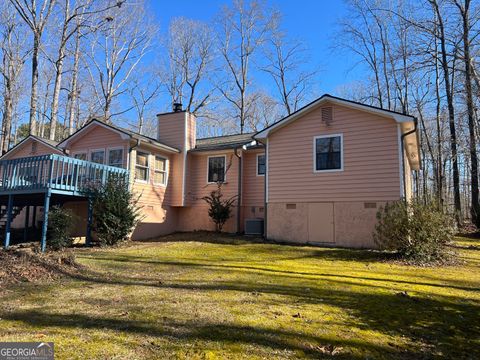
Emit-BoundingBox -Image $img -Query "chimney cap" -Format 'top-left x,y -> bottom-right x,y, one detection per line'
173,102 -> 183,112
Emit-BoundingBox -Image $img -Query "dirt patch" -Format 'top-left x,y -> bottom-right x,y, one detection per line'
0,245 -> 83,287
145,231 -> 264,245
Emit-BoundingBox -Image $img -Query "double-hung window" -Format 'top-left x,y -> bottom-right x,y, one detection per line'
257,154 -> 266,176
208,156 -> 226,183
135,151 -> 149,182
90,149 -> 105,164
314,134 -> 343,172
73,152 -> 87,160
108,148 -> 124,168
154,156 -> 167,185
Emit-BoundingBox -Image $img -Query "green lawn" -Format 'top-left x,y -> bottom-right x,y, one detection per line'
0,233 -> 479,359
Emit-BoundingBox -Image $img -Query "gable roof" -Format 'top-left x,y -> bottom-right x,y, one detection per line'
0,135 -> 63,160
254,94 -> 416,140
57,119 -> 180,153
192,133 -> 258,152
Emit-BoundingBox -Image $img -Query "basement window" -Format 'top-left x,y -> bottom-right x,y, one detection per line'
208,156 -> 226,183
314,134 -> 343,172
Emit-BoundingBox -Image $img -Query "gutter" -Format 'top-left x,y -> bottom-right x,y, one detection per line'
400,118 -> 418,200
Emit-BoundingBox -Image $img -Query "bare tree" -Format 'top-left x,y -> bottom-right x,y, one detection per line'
129,70 -> 161,134
217,0 -> 276,133
47,0 -> 124,140
86,0 -> 153,121
245,91 -> 281,131
429,0 -> 462,224
262,29 -> 317,115
9,0 -> 56,135
162,17 -> 215,115
0,4 -> 27,153
453,0 -> 479,227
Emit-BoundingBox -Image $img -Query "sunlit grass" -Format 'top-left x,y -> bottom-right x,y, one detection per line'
0,233 -> 479,359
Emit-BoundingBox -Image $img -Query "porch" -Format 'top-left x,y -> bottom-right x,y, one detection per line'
0,154 -> 128,251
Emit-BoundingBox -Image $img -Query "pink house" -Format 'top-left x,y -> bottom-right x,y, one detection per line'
0,94 -> 420,250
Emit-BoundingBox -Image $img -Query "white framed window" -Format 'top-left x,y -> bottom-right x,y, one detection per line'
153,155 -> 167,186
135,151 -> 149,182
73,152 -> 87,160
108,147 -> 124,168
90,149 -> 105,164
313,134 -> 343,172
257,154 -> 266,176
207,155 -> 226,183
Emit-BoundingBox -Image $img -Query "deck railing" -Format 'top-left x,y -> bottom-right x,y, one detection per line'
0,154 -> 128,195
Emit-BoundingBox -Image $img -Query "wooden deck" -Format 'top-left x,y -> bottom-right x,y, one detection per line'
0,154 -> 128,196
0,154 -> 129,252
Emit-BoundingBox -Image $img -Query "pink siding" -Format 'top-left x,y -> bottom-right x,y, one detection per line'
131,144 -> 172,206
268,102 -> 401,203
178,150 -> 240,232
67,123 -> 129,167
185,151 -> 239,205
157,112 -> 185,149
2,138 -> 62,160
242,149 -> 265,221
157,111 -> 196,206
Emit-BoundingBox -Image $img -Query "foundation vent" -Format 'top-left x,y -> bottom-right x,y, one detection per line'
364,202 -> 377,209
286,203 -> 297,210
321,107 -> 333,126
31,141 -> 37,155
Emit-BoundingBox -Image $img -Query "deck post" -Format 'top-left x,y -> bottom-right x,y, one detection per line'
32,206 -> 37,229
4,194 -> 14,249
40,192 -> 51,253
86,197 -> 93,247
23,206 -> 30,242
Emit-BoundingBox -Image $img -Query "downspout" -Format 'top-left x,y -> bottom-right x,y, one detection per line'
256,139 -> 267,240
400,118 -> 418,200
234,146 -> 242,234
128,139 -> 141,189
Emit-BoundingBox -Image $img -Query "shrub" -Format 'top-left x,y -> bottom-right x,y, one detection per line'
202,183 -> 237,232
89,174 -> 141,246
47,206 -> 75,250
373,199 -> 456,263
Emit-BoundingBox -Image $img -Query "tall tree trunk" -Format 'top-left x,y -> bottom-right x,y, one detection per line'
29,33 -> 40,135
457,0 -> 480,227
49,0 -> 71,141
49,53 -> 65,140
67,24 -> 81,135
2,94 -> 13,153
434,28 -> 444,208
430,0 -> 462,224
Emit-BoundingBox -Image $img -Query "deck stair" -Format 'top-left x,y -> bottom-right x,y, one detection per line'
0,205 -> 23,228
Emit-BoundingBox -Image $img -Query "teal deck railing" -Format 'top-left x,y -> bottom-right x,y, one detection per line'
0,154 -> 128,195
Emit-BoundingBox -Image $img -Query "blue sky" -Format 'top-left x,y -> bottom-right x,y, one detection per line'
149,0 -> 357,94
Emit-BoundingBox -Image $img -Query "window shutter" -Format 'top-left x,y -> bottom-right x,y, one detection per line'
321,107 -> 333,126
